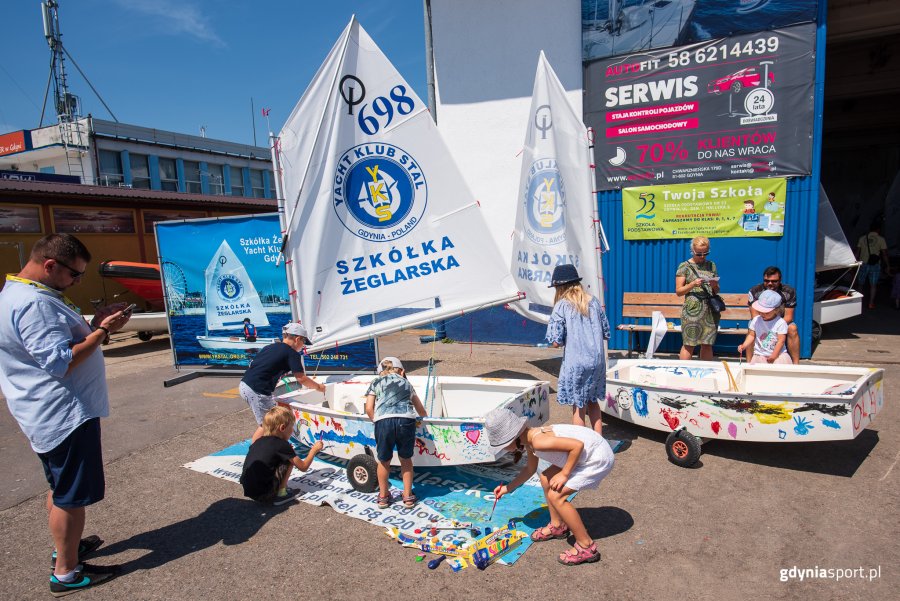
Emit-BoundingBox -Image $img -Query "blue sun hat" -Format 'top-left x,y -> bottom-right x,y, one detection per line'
548,264 -> 582,288
752,289 -> 783,313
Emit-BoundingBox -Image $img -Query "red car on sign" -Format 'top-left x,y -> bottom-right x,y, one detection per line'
707,67 -> 774,95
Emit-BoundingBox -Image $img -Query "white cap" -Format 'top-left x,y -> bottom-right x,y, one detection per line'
378,356 -> 404,371
282,322 -> 309,339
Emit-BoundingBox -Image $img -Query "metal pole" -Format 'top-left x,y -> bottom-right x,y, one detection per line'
423,0 -> 437,123
421,0 -> 447,343
251,98 -> 257,146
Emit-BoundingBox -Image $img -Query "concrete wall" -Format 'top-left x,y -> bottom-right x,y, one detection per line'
430,0 -> 583,260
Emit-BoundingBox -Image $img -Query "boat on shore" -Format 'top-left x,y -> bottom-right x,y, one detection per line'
277,374 -> 549,491
604,359 -> 884,466
272,18 -> 544,490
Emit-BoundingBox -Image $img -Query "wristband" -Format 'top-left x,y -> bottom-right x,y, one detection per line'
96,326 -> 110,336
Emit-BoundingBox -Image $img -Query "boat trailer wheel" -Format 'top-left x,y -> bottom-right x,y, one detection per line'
137,331 -> 154,342
347,453 -> 379,493
665,429 -> 702,468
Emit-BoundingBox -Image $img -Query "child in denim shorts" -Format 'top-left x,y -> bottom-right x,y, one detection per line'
364,357 -> 427,509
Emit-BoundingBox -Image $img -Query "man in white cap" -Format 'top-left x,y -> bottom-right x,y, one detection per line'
239,322 -> 326,442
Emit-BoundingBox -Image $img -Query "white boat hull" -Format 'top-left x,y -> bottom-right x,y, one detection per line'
813,287 -> 863,325
605,359 -> 883,443
85,312 -> 169,334
196,335 -> 278,351
276,375 -> 550,466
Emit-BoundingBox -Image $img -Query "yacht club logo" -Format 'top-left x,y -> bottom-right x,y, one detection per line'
524,158 -> 566,245
333,143 -> 427,241
216,264 -> 244,302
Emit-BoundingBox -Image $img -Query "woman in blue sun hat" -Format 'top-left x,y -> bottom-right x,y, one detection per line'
545,264 -> 611,434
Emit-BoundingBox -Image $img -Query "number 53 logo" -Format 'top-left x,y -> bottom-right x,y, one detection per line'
636,192 -> 656,219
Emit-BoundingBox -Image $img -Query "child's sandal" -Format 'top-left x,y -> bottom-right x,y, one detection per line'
530,522 -> 569,541
377,494 -> 392,509
558,542 -> 600,566
402,494 -> 417,508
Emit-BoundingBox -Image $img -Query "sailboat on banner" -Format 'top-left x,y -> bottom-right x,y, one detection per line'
511,51 -> 607,323
196,240 -> 278,352
271,17 -> 549,491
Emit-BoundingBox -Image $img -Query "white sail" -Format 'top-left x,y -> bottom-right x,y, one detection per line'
278,17 -> 521,351
204,240 -> 270,331
817,184 -> 858,272
511,51 -> 605,323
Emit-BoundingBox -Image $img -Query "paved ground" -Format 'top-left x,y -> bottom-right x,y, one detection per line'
1,304 -> 897,600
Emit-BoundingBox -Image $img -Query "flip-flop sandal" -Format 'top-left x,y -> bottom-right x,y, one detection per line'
530,523 -> 569,542
402,494 -> 417,508
558,542 -> 601,566
377,494 -> 392,509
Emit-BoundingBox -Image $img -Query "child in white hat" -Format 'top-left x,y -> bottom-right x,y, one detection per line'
738,289 -> 793,364
485,406 -> 615,566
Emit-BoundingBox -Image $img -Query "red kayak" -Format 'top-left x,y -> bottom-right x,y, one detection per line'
98,261 -> 164,309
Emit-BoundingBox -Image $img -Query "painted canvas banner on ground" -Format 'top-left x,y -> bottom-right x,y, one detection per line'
277,18 -> 520,352
185,440 -> 553,566
511,52 -> 606,322
585,23 -> 815,189
622,177 -> 787,239
155,214 -> 375,371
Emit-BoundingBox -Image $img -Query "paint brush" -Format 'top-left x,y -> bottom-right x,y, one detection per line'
488,496 -> 499,521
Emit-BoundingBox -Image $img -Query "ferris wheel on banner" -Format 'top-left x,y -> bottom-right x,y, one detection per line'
161,260 -> 188,313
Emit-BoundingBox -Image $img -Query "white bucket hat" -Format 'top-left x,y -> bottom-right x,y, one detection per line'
484,407 -> 528,452
378,356 -> 404,371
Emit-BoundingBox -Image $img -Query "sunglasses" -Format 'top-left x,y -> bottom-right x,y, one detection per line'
692,251 -> 709,256
764,279 -> 781,284
45,256 -> 85,279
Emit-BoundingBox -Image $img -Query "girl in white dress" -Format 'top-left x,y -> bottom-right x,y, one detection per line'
486,407 -> 615,566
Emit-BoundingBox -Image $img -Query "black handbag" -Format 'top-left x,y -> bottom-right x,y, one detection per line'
866,235 -> 880,266
688,263 -> 725,313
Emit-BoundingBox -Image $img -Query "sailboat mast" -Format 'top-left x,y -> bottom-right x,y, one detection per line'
587,127 -> 609,364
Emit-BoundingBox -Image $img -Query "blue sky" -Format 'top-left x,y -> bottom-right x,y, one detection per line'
0,0 -> 427,146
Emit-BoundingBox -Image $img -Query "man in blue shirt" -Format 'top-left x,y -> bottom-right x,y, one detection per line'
0,234 -> 131,596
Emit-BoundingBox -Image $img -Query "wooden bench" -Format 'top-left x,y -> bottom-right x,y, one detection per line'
617,292 -> 751,357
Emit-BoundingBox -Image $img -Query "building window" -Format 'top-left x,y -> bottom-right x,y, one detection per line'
158,157 -> 177,191
265,170 -> 275,198
130,153 -> 150,189
250,169 -> 265,198
98,150 -> 123,186
184,160 -> 201,194
206,163 -> 224,195
230,166 -> 244,196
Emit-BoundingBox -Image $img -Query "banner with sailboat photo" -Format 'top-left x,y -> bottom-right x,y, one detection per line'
582,0 -> 818,62
277,18 -> 522,352
154,213 -> 376,371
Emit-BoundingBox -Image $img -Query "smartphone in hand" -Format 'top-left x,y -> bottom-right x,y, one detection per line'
123,303 -> 138,314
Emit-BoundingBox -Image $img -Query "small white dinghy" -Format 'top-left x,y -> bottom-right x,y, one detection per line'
605,359 -> 884,466
276,375 -> 549,491
272,18 -> 545,491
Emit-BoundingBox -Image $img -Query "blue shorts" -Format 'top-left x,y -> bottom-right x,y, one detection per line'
860,263 -> 881,286
38,418 -> 105,508
374,417 -> 416,462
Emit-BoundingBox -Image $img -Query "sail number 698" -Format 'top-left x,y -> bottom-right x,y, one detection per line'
358,85 -> 415,135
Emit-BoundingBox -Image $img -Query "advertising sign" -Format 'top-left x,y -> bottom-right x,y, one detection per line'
0,130 -> 31,156
582,0 -> 818,62
155,213 -> 376,371
585,23 -> 815,189
622,177 -> 787,240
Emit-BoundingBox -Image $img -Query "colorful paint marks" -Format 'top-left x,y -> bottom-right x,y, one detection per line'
633,388 -> 649,417
793,416 -> 814,436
